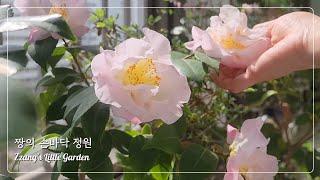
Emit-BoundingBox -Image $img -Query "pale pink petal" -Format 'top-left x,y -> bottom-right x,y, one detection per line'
154,63 -> 191,104
70,25 -> 89,37
227,124 -> 239,144
14,0 -> 50,16
210,16 -> 223,28
240,118 -> 269,147
219,5 -> 240,23
28,28 -> 51,42
124,84 -> 159,107
232,117 -> 269,159
111,106 -> 142,124
184,40 -> 200,51
147,64 -> 190,124
221,38 -> 271,68
184,26 -> 205,51
201,32 -> 224,58
224,172 -> 243,180
115,38 -> 151,59
246,150 -> 278,180
142,28 -> 171,64
66,0 -> 90,28
220,5 -> 247,29
91,51 -> 121,108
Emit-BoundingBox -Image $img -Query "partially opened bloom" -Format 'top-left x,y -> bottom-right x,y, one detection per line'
225,117 -> 278,180
224,148 -> 278,180
91,28 -> 191,124
185,5 -> 271,68
227,117 -> 269,156
14,0 -> 90,42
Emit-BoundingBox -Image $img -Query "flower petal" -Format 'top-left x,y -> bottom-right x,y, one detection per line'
115,38 -> 151,59
227,124 -> 239,144
143,28 -> 171,64
111,106 -> 142,124
246,150 -> 278,180
14,0 -> 50,16
221,38 -> 271,68
28,28 -> 51,42
147,64 -> 190,124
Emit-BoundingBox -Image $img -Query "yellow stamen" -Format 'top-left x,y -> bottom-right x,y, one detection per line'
220,35 -> 246,49
122,58 -> 160,86
240,166 -> 249,180
229,143 -> 238,157
49,2 -> 68,20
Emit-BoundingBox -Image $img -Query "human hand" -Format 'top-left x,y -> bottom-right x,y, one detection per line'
211,11 -> 320,93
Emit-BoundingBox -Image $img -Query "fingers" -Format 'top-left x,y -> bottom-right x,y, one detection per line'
210,65 -> 252,93
253,19 -> 275,38
211,68 -> 255,93
212,37 -> 293,93
253,19 -> 275,30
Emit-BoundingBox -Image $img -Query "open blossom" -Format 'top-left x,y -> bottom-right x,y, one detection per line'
185,5 -> 271,68
14,0 -> 90,42
225,117 -> 278,180
91,28 -> 191,124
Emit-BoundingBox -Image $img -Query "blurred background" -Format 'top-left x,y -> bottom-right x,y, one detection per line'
0,0 -> 319,179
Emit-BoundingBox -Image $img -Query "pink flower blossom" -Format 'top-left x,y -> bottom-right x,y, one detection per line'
225,117 -> 278,180
242,3 -> 261,14
14,0 -> 90,42
91,28 -> 191,124
185,5 -> 271,68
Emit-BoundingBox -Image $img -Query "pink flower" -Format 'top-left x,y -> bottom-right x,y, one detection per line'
225,117 -> 278,180
14,0 -> 90,42
185,5 -> 271,68
242,3 -> 261,14
91,28 -> 191,124
224,148 -> 278,180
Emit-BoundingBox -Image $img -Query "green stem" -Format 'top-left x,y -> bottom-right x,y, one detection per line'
63,39 -> 90,86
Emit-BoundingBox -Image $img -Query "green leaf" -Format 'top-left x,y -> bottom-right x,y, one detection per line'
80,151 -> 113,180
36,67 -> 80,89
194,51 -> 220,69
171,51 -> 206,82
179,144 -> 218,180
0,14 -> 76,40
0,45 -> 28,67
48,47 -> 66,67
46,95 -> 67,121
57,152 -> 80,179
81,102 -> 109,140
42,124 -> 68,135
63,86 -> 99,126
51,161 -> 60,180
38,83 -> 67,119
95,9 -> 106,19
109,129 -> 132,154
143,124 -> 181,154
141,124 -> 152,134
150,164 -> 170,180
143,116 -> 186,154
129,135 -> 159,171
27,36 -> 58,69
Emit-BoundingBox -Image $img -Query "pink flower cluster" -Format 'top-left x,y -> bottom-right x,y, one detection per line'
14,0 -> 90,42
225,117 -> 278,180
185,5 -> 271,68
